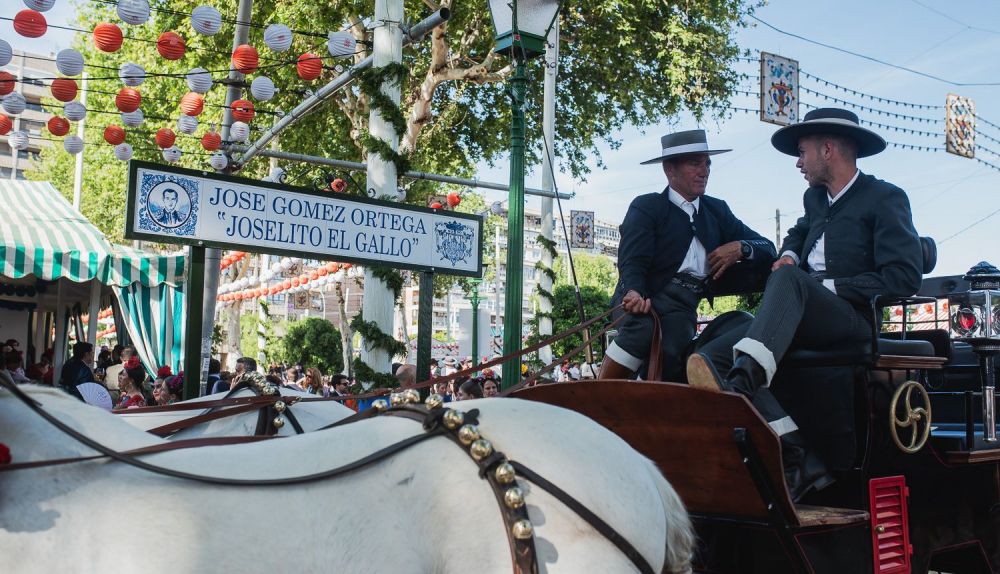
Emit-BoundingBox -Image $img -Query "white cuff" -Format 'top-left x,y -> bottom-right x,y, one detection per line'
732,337 -> 777,385
605,341 -> 644,372
822,278 -> 837,294
780,250 -> 800,265
768,416 -> 799,437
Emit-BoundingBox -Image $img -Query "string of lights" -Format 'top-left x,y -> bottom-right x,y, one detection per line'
800,86 -> 942,123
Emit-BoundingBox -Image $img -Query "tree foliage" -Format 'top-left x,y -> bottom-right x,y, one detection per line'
276,318 -> 344,374
553,252 -> 618,297
527,284 -> 609,360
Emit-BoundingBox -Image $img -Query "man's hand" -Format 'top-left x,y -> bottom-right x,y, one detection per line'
622,289 -> 652,315
771,255 -> 796,271
707,241 -> 743,280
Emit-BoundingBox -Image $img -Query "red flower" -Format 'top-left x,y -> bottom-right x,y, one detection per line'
0,443 -> 11,465
156,365 -> 173,378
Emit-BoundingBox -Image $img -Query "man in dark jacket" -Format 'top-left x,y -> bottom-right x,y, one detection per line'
599,129 -> 776,382
687,108 -> 923,500
60,342 -> 96,400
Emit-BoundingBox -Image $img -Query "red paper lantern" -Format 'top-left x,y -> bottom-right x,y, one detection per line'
230,99 -> 254,122
296,53 -> 323,80
115,88 -> 142,113
317,268 -> 328,277
330,178 -> 346,193
0,72 -> 16,96
342,263 -> 352,269
103,125 -> 126,145
0,115 -> 11,136
281,280 -> 291,290
201,131 -> 221,151
298,274 -> 309,284
47,116 -> 70,137
231,44 -> 259,75
179,92 -> 204,116
155,128 -> 176,149
291,278 -> 301,287
93,22 -> 123,53
325,262 -> 338,273
309,270 -> 319,281
430,201 -> 443,209
14,10 -> 47,39
447,192 -> 461,207
157,32 -> 186,60
50,78 -> 78,102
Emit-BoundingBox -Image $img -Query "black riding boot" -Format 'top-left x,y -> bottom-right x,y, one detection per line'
725,355 -> 835,502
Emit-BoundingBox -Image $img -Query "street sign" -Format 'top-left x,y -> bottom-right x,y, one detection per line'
760,52 -> 799,127
570,210 -> 595,249
125,160 -> 484,277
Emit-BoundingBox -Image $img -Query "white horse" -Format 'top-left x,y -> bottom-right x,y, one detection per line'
0,386 -> 693,574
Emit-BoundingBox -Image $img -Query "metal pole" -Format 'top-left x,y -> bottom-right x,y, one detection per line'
538,20 -> 559,366
182,247 -> 206,399
10,52 -> 23,180
501,58 -> 528,391
86,278 -> 100,346
495,222 -> 502,331
72,72 -> 88,208
416,272 -> 434,384
775,208 -> 781,247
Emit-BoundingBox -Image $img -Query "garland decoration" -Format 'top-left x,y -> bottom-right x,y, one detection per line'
357,62 -> 411,175
533,235 -> 557,306
370,265 -> 404,301
351,315 -> 408,358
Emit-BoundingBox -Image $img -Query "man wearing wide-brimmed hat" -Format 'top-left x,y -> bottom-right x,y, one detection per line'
599,129 -> 776,382
687,108 -> 923,501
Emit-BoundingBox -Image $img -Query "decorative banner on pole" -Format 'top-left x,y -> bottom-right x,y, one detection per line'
125,161 -> 484,277
945,93 -> 976,159
760,52 -> 799,126
570,210 -> 595,249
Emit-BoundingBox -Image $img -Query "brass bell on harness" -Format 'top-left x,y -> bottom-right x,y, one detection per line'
262,385 -> 277,396
273,416 -> 285,429
470,438 -> 493,461
458,424 -> 480,445
390,392 -> 405,406
372,399 -> 389,411
504,486 -> 525,509
425,393 -> 444,409
495,462 -> 516,484
274,400 -> 286,413
402,388 -> 421,404
442,409 -> 465,430
511,519 -> 534,540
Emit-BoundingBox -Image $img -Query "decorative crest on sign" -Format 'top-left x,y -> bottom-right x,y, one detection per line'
435,221 -> 475,266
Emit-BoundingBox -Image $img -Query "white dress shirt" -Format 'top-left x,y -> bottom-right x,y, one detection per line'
667,187 -> 708,279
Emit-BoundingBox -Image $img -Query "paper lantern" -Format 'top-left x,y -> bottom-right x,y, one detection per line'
209,151 -> 228,170
185,67 -> 212,93
191,5 -> 222,35
50,78 -> 78,102
162,145 -> 182,163
47,116 -> 70,137
8,131 -> 29,151
117,0 -> 150,25
2,93 -> 26,116
231,44 -> 259,74
14,10 -> 47,38
0,39 -> 11,67
119,62 -> 145,86
201,130 -> 221,151
103,125 -> 126,145
23,0 -> 55,11
229,121 -> 250,142
121,109 -> 144,127
56,49 -> 84,76
157,31 -> 186,60
447,192 -> 461,207
93,23 -> 123,53
179,92 -> 204,116
155,128 -> 176,149
430,201 -> 443,209
330,178 -> 346,192
0,72 -> 15,96
297,53 -> 323,80
64,100 -> 86,121
115,88 -> 141,113
230,99 -> 254,122
113,142 -> 134,161
63,135 -> 84,154
327,31 -> 358,58
177,114 -> 198,134
263,23 -> 293,52
0,114 -> 11,135
249,76 -> 275,101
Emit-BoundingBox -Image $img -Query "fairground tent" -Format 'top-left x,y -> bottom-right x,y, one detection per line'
0,179 -> 186,379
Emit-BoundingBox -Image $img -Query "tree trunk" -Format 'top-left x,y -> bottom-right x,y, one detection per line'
335,279 -> 353,377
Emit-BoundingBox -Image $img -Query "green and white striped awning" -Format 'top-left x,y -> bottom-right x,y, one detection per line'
0,180 -> 185,287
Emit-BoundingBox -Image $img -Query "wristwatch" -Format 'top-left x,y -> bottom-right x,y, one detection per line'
739,241 -> 752,260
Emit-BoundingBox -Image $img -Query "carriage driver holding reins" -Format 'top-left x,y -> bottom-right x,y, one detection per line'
599,130 -> 776,382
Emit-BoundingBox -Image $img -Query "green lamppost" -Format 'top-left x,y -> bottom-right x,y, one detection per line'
466,278 -> 483,365
488,0 -> 561,390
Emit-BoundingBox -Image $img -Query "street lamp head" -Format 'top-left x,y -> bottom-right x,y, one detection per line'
488,0 -> 560,59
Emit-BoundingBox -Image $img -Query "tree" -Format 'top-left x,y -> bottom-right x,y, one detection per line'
527,284 -> 609,361
276,318 -> 344,375
553,252 -> 618,297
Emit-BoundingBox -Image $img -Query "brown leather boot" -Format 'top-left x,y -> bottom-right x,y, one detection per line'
597,357 -> 634,380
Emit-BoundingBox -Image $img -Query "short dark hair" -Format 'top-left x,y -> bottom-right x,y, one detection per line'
332,374 -> 350,386
459,379 -> 484,399
209,358 -> 221,374
162,188 -> 179,200
72,342 -> 93,358
238,357 -> 258,372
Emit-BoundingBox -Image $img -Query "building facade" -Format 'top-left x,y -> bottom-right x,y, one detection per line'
1,50 -> 56,180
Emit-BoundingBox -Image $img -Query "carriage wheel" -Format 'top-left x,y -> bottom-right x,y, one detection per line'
889,380 -> 932,454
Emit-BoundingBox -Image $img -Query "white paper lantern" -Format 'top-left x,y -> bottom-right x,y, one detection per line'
177,114 -> 198,134
23,0 -> 56,12
63,100 -> 86,121
63,135 -> 84,154
0,39 -> 11,67
162,145 -> 182,163
119,62 -> 145,86
249,76 -> 275,101
327,31 -> 357,58
56,49 -> 84,76
267,166 -> 286,183
121,109 -> 144,127
191,5 -> 222,35
2,93 -> 26,116
114,142 -> 133,161
116,0 -> 150,25
263,23 -> 293,52
280,257 -> 292,268
229,121 -> 250,142
7,130 -> 29,151
186,68 -> 213,94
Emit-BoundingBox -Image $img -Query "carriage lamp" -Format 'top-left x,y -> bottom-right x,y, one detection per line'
488,0 -> 561,57
949,261 -> 1000,442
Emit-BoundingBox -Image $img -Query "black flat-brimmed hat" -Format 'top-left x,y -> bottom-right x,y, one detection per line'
771,108 -> 887,158
640,129 -> 731,165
